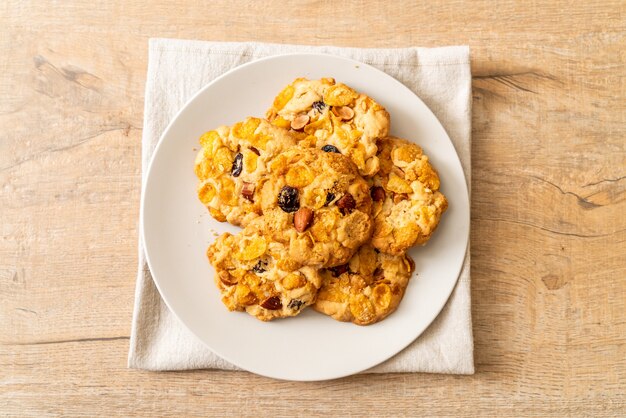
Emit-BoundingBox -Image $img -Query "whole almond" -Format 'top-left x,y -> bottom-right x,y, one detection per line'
290,114 -> 310,130
294,207 -> 314,232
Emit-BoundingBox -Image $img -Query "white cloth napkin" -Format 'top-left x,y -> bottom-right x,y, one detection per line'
129,38 -> 474,375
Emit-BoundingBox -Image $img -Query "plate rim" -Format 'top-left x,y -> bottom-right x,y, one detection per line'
141,52 -> 470,381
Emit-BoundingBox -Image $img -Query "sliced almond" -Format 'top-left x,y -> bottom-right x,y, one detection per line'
405,255 -> 416,272
393,193 -> 408,204
290,114 -> 310,130
336,106 -> 355,120
219,271 -> 237,286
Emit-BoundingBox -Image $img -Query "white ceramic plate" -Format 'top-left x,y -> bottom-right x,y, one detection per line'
142,53 -> 469,381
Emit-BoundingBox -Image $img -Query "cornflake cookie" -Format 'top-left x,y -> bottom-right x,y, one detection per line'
207,219 -> 322,321
194,117 -> 297,226
313,245 -> 415,325
266,78 -> 390,177
259,147 -> 373,269
370,137 -> 448,255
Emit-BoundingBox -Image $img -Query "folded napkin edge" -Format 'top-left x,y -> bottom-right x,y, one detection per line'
148,38 -> 470,66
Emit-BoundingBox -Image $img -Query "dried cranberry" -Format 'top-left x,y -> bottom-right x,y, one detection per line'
278,186 -> 300,213
336,194 -> 356,215
261,296 -> 282,310
329,264 -> 349,277
231,152 -> 243,177
312,101 -> 326,112
322,144 -> 340,154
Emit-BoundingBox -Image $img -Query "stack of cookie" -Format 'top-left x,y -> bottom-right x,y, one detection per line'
195,78 -> 447,325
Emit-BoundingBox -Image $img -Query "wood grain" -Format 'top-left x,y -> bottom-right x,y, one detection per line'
1,0 -> 625,416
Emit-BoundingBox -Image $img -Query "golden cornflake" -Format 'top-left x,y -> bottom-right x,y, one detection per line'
282,273 -> 306,290
323,84 -> 358,106
285,165 -> 314,188
197,181 -> 216,204
241,236 -> 267,260
372,283 -> 392,310
386,173 -> 413,194
273,85 -> 295,111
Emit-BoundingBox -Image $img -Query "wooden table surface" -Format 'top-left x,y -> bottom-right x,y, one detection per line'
2,1 -> 625,416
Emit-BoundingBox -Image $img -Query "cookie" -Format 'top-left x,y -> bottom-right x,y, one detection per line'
313,245 -> 415,325
266,78 -> 390,177
207,218 -> 322,321
369,137 -> 448,255
194,117 -> 298,226
259,147 -> 373,269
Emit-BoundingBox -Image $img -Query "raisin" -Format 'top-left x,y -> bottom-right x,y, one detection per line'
312,100 -> 326,113
252,260 -> 267,274
329,264 -> 349,277
324,192 -> 335,206
373,267 -> 385,281
288,299 -> 304,310
322,144 -> 340,154
231,152 -> 243,177
336,194 -> 356,215
370,186 -> 386,202
278,186 -> 300,213
261,296 -> 282,310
